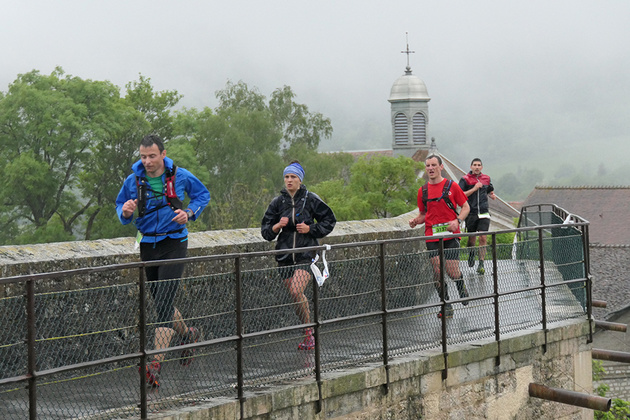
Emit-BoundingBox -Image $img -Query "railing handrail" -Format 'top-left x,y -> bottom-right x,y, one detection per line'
518,203 -> 590,227
0,222 -> 589,286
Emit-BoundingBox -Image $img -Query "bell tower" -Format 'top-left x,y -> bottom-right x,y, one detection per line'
388,35 -> 431,157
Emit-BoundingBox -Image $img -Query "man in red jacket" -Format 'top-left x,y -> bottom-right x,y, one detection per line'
458,158 -> 496,274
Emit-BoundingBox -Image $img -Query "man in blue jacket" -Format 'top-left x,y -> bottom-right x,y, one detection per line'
116,134 -> 210,388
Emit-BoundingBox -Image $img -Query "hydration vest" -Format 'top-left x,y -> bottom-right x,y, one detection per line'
421,180 -> 459,216
136,165 -> 183,217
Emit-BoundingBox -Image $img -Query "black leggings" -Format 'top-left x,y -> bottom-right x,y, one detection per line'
140,237 -> 188,328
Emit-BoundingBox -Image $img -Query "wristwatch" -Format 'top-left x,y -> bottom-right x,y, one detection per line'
456,218 -> 463,225
185,209 -> 194,220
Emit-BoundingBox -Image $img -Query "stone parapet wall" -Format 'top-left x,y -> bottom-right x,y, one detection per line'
154,319 -> 593,420
0,213 -> 422,297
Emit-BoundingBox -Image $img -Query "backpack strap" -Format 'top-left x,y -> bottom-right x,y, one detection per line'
164,165 -> 183,210
136,176 -> 148,217
422,180 -> 459,216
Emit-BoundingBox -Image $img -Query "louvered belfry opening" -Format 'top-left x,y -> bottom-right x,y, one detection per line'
412,112 -> 426,145
394,112 -> 408,145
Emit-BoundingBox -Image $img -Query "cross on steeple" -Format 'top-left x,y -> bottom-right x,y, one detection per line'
401,32 -> 415,74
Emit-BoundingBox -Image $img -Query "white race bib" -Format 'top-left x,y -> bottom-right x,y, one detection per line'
431,223 -> 450,236
134,231 -> 143,250
310,245 -> 331,286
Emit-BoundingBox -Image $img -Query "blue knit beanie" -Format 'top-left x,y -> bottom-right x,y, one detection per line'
283,162 -> 305,182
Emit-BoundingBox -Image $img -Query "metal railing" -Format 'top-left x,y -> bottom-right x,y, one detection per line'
0,209 -> 590,419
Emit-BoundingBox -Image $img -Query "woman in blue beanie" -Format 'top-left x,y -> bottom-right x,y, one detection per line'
261,161 -> 336,350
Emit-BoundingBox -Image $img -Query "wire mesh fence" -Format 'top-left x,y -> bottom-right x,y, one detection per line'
0,207 -> 591,419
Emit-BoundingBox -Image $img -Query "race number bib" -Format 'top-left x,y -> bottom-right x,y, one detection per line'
135,231 -> 143,250
431,223 -> 450,236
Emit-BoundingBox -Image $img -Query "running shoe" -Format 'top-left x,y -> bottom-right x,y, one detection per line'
141,360 -> 161,388
298,328 -> 315,351
477,261 -> 485,275
467,249 -> 476,267
438,303 -> 454,319
179,327 -> 201,366
456,280 -> 469,306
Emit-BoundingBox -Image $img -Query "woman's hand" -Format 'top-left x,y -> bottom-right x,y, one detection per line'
296,222 -> 310,234
273,217 -> 289,233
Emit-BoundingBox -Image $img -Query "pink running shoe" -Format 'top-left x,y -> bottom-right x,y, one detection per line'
297,328 -> 315,351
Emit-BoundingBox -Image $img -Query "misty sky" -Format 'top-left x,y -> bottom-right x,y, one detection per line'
2,1 -> 629,178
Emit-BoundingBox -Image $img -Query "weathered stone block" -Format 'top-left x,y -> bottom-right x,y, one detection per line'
241,392 -> 272,418
322,370 -> 367,398
419,371 -> 443,395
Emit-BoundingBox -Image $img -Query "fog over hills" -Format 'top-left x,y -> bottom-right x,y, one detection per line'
2,1 -> 628,192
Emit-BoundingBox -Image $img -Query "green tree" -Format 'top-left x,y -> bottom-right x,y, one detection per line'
172,81 -> 336,230
0,69 -> 183,244
313,155 -> 423,221
313,179 -> 374,221
79,103 -> 151,240
214,80 -> 267,112
172,104 -> 280,230
82,76 -> 181,240
269,85 -> 333,153
0,68 -> 123,243
124,74 -> 182,138
286,143 -> 354,186
0,72 -> 357,242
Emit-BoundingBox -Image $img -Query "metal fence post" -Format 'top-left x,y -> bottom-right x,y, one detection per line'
138,267 -> 147,419
491,234 -> 500,366
26,279 -> 37,420
537,228 -> 548,352
379,242 -> 390,393
581,224 -> 593,343
235,256 -> 245,419
438,238 -> 448,380
312,261 -> 323,413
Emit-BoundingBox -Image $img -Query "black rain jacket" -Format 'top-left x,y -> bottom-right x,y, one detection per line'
459,171 -> 494,215
261,185 -> 336,264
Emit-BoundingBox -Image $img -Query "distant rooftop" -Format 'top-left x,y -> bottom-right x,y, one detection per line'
523,185 -> 630,246
343,150 -> 393,159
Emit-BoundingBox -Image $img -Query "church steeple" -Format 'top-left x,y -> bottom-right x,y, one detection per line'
389,33 -> 431,158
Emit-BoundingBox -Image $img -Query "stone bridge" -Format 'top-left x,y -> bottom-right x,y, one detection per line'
0,207 -> 596,419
